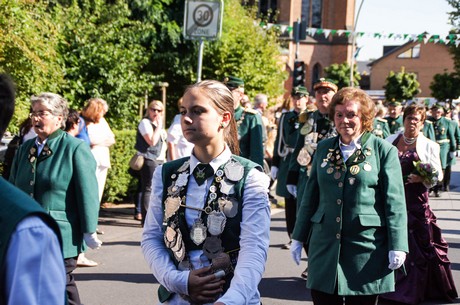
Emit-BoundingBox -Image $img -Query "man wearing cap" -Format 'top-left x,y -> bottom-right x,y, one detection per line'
286,78 -> 337,279
444,107 -> 460,192
271,85 -> 308,251
385,100 -> 405,134
224,76 -> 265,167
428,102 -> 456,196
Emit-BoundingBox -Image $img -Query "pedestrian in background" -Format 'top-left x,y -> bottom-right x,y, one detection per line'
135,100 -> 167,224
384,104 -> 457,304
271,86 -> 308,250
142,80 -> 270,304
167,97 -> 194,161
291,87 -> 408,305
81,98 -> 115,205
9,92 -> 102,305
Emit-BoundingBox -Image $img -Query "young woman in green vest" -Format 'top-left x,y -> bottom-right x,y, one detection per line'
141,80 -> 270,304
291,87 -> 409,305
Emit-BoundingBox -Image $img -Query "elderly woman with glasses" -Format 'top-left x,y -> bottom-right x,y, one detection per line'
290,87 -> 408,305
135,100 -> 167,224
9,93 -> 102,305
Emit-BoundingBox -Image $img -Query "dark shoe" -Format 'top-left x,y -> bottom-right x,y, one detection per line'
281,241 -> 291,250
435,192 -> 441,197
96,228 -> 104,235
300,268 -> 308,280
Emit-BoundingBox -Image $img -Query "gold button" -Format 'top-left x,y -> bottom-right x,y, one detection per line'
336,233 -> 341,239
337,199 -> 342,205
338,182 -> 343,188
336,217 -> 341,222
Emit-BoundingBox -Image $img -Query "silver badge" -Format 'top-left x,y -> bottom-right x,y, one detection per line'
190,219 -> 207,245
224,161 -> 244,181
363,162 -> 372,171
178,161 -> 190,172
203,236 -> 224,259
164,197 -> 181,219
321,161 -> 328,168
220,178 -> 235,195
164,225 -> 177,249
218,197 -> 238,218
175,173 -> 189,187
207,211 -> 227,236
348,177 -> 356,185
297,147 -> 311,166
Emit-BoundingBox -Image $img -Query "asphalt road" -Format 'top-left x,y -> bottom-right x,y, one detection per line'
75,165 -> 460,305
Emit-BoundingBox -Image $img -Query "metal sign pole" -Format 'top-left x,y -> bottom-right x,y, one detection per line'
197,38 -> 204,82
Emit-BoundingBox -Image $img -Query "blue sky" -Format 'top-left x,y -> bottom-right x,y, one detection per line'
355,0 -> 454,61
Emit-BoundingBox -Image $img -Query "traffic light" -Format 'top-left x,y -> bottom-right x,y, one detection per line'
293,61 -> 305,87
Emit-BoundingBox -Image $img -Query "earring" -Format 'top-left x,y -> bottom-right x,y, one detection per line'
220,123 -> 225,128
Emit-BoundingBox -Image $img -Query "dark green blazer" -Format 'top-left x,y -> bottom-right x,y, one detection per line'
235,106 -> 265,167
293,133 -> 408,295
9,129 -> 99,258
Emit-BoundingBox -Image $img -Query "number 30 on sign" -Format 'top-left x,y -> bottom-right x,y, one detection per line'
183,0 -> 223,40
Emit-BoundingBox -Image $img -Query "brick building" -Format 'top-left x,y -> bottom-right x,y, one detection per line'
368,41 -> 455,97
260,0 -> 356,93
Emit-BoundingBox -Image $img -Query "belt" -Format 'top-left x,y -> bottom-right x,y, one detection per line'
437,139 -> 450,144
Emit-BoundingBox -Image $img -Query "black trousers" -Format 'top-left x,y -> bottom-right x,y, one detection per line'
140,158 -> 160,226
311,289 -> 378,305
65,257 -> 81,305
285,195 -> 297,238
443,166 -> 451,190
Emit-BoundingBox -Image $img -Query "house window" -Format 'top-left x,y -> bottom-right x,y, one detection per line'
312,63 -> 321,90
397,44 -> 421,59
302,0 -> 322,28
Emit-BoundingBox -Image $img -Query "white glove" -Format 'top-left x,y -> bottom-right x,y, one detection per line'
450,151 -> 455,159
388,250 -> 406,270
270,166 -> 279,180
84,232 -> 103,249
290,239 -> 303,265
286,184 -> 297,198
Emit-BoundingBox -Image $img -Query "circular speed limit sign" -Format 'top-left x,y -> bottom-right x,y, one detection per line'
184,0 -> 223,40
193,4 -> 213,27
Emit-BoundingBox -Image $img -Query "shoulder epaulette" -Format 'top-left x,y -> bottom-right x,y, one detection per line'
376,117 -> 387,123
424,120 -> 433,124
243,107 -> 258,115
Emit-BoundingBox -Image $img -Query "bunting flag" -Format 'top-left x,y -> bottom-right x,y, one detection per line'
259,23 -> 459,46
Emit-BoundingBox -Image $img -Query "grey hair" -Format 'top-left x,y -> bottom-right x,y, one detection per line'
254,93 -> 268,107
31,92 -> 69,128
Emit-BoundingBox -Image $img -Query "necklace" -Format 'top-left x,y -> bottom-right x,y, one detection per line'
403,134 -> 416,145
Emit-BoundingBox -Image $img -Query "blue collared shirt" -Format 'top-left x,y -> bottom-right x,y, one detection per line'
142,146 -> 270,304
4,216 -> 66,305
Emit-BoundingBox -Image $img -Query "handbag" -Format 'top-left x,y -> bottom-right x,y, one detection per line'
129,153 -> 144,171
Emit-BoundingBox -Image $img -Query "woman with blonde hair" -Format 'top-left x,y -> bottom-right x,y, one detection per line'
135,100 -> 167,224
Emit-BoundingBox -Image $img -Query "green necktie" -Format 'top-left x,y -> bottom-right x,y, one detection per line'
193,164 -> 214,186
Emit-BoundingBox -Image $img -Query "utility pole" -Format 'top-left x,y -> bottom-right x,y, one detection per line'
349,0 -> 365,87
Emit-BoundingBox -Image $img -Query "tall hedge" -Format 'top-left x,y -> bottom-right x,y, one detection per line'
104,129 -> 138,203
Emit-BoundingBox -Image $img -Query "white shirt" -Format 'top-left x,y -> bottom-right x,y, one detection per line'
138,118 -> 168,162
141,147 -> 270,305
167,114 -> 194,159
339,134 -> 363,162
87,117 -> 115,168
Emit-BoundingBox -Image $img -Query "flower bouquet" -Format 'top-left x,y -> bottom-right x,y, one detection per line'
412,161 -> 439,187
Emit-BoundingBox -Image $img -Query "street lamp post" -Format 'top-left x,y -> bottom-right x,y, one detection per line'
349,0 -> 365,87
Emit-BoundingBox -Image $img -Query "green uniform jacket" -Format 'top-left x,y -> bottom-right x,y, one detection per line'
235,106 -> 265,167
422,120 -> 436,141
372,118 -> 390,139
428,116 -> 456,169
448,119 -> 460,166
292,133 -> 408,295
273,110 -> 301,197
9,129 -> 99,258
386,116 -> 404,134
288,110 -> 335,202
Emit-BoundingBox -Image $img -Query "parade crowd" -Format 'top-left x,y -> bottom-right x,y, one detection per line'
0,72 -> 459,305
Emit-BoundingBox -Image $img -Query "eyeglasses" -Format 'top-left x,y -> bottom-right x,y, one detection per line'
334,112 -> 359,120
29,111 -> 54,119
149,108 -> 163,113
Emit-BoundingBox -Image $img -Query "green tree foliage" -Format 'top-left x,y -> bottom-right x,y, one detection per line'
383,67 -> 420,101
447,1 -> 460,75
430,71 -> 460,103
55,0 -> 158,129
0,0 -> 65,131
324,62 -> 360,89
